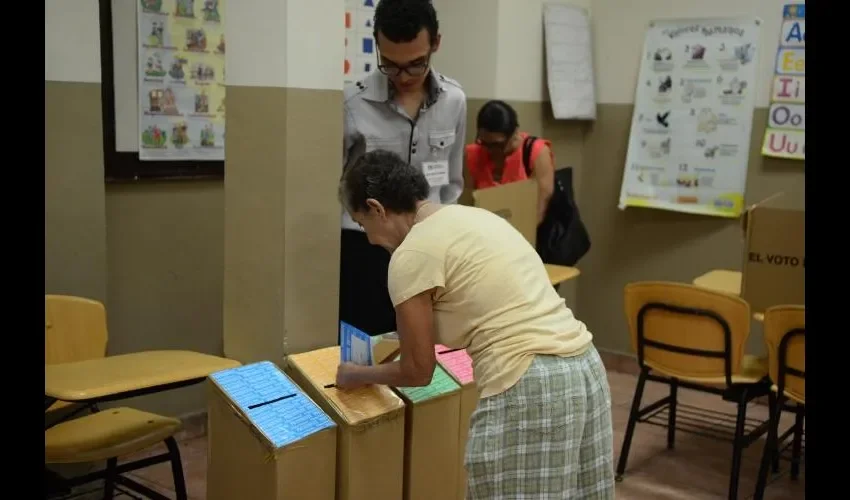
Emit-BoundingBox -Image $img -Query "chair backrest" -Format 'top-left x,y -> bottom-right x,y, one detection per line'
623,281 -> 752,386
45,295 -> 108,365
762,305 -> 805,404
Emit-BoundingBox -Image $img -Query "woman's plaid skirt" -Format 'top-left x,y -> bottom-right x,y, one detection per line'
464,347 -> 615,499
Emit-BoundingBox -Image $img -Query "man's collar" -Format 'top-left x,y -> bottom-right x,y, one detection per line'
361,68 -> 446,108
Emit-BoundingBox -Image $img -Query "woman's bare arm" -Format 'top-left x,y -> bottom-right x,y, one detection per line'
336,290 -> 437,388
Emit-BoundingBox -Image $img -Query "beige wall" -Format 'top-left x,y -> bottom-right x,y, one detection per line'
45,0 -> 106,304
581,0 -> 805,355
104,182 -> 224,414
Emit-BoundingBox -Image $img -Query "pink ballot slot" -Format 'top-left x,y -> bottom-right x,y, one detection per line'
434,345 -> 474,384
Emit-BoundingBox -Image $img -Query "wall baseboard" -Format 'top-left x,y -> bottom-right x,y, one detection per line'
175,410 -> 207,442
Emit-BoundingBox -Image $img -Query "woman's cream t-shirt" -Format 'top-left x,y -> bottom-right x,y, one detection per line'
387,204 -> 593,398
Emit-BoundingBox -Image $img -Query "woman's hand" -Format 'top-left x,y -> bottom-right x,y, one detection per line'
335,362 -> 366,390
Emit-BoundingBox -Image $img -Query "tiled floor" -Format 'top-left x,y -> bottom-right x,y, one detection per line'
55,371 -> 805,499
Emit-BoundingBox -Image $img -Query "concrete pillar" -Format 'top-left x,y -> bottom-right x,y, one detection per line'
45,0 -> 107,304
223,0 -> 345,364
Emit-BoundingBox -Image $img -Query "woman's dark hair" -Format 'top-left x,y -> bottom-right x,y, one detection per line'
374,0 -> 439,45
476,100 -> 518,135
340,149 -> 430,214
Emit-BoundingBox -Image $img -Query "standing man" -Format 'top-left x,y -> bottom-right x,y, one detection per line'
340,0 -> 467,336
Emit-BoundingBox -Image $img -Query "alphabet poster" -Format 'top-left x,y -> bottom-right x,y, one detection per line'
137,0 -> 226,161
345,0 -> 380,85
618,17 -> 762,218
761,4 -> 805,161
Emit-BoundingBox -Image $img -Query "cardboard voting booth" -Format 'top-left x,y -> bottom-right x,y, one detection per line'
740,192 -> 805,313
392,356 -> 462,500
207,362 -> 337,500
286,346 -> 406,500
434,345 -> 478,500
472,179 -> 539,246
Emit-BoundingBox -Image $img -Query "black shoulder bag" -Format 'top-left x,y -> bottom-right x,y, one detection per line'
521,136 -> 591,267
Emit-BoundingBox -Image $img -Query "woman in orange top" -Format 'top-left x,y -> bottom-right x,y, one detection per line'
465,100 -> 556,224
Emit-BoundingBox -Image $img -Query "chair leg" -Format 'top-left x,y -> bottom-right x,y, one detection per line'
727,389 -> 749,500
667,379 -> 678,450
165,436 -> 189,500
616,368 -> 648,481
103,457 -> 118,499
752,429 -> 774,500
767,392 -> 780,473
790,406 -> 804,479
753,393 -> 783,500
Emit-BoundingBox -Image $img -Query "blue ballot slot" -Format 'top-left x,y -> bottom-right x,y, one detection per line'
210,361 -> 335,449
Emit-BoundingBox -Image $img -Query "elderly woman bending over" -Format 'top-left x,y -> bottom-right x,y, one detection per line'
335,149 -> 615,499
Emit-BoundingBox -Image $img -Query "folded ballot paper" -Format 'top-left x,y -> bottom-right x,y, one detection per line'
339,322 -> 400,366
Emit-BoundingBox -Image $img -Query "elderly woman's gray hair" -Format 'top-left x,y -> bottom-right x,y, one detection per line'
339,149 -> 431,214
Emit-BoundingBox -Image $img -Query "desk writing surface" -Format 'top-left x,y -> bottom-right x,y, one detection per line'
545,264 -> 581,286
692,269 -> 764,322
45,350 -> 241,402
692,269 -> 742,296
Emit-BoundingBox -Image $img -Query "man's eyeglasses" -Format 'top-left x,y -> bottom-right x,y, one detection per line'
377,50 -> 431,77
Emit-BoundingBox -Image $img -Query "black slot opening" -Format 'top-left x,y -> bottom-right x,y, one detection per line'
248,393 -> 296,410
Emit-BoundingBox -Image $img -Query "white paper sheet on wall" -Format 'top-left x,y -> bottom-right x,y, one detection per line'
543,3 -> 597,120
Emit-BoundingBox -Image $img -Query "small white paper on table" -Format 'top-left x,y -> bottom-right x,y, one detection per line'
543,3 -> 597,120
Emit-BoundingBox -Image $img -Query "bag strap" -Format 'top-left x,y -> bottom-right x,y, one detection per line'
521,135 -> 538,178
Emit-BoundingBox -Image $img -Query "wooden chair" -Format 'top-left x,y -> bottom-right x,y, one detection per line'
753,305 -> 805,499
46,408 -> 187,499
45,294 -> 108,417
617,282 -> 773,500
44,294 -> 188,499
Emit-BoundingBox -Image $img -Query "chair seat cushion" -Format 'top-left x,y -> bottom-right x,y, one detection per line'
647,354 -> 768,386
770,384 -> 805,405
737,354 -> 769,383
46,407 -> 181,464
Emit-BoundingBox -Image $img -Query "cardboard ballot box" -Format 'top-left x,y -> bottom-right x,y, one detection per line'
434,345 -> 478,500
207,362 -> 337,500
740,192 -> 805,312
286,346 -> 406,500
392,356 -> 462,500
472,178 -> 538,246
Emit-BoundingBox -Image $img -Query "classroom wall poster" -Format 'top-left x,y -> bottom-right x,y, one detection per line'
761,4 -> 805,161
345,0 -> 379,85
137,0 -> 226,161
617,17 -> 762,218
